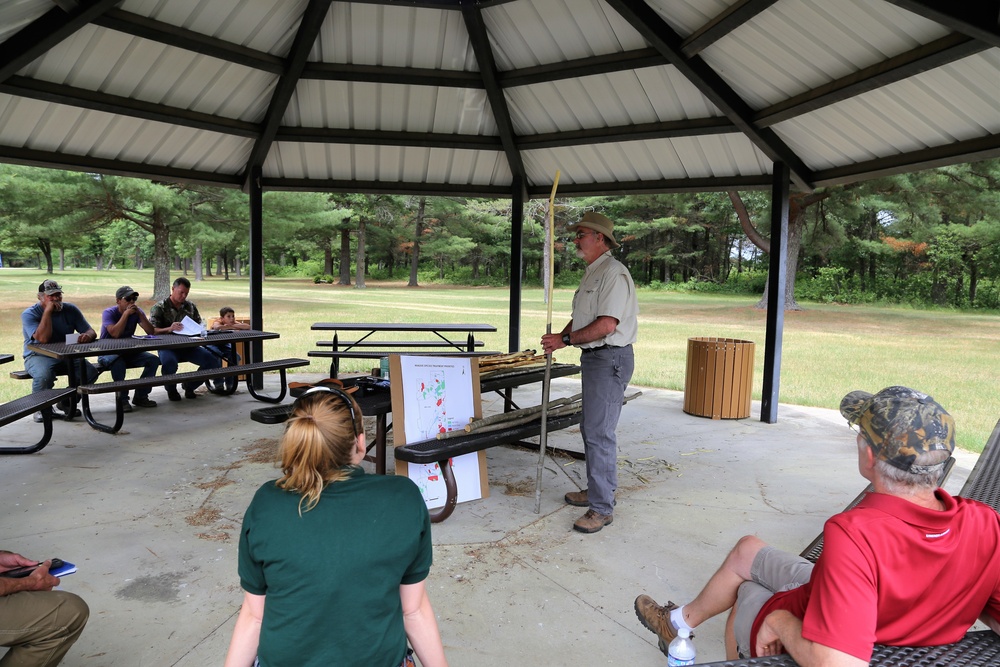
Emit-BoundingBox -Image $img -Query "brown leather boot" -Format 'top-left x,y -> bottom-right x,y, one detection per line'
573,509 -> 612,533
564,489 -> 588,507
634,595 -> 681,656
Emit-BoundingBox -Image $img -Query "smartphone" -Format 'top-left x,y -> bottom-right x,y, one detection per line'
0,558 -> 76,578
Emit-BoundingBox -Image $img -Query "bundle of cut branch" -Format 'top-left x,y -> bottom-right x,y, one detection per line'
436,397 -> 583,440
478,350 -> 538,367
478,350 -> 551,377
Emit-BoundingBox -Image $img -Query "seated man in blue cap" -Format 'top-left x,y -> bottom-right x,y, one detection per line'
98,285 -> 160,411
633,386 -> 1000,666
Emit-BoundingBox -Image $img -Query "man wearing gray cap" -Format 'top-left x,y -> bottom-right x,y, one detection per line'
98,286 -> 160,411
540,211 -> 638,533
21,279 -> 99,421
633,386 -> 1000,666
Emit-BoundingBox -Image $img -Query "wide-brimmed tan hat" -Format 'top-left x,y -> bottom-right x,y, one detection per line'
568,211 -> 619,248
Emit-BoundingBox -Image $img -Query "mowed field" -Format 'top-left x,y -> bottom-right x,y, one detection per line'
2,268 -> 998,452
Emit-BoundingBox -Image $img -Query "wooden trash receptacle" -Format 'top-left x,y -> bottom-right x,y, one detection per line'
683,337 -> 755,419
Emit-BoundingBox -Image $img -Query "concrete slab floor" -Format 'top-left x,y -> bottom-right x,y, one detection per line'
0,375 -> 981,666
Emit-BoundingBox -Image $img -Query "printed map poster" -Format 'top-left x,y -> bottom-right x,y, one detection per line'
391,355 -> 488,509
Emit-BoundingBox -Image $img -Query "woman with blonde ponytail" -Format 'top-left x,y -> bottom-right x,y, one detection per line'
224,387 -> 448,667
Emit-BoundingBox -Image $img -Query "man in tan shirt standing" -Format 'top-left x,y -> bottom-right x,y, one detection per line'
541,212 -> 638,533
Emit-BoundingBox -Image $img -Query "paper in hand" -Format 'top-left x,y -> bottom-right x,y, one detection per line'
176,316 -> 206,336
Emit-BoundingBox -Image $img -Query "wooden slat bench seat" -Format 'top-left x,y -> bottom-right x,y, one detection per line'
394,411 -> 583,523
77,358 -> 310,434
0,388 -> 78,455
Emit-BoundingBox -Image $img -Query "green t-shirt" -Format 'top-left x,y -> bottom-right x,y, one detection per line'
238,468 -> 432,667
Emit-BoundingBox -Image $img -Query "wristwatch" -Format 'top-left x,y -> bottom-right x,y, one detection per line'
561,333 -> 571,346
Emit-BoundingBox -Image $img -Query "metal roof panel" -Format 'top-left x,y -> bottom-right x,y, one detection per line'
482,0 -> 648,71
693,0 -> 952,109
775,51 -> 1000,170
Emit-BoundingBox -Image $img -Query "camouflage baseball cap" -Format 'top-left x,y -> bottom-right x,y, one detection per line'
38,279 -> 63,296
840,386 -> 955,474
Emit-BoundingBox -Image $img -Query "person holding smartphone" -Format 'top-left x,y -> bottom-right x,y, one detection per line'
0,549 -> 89,666
224,387 -> 449,667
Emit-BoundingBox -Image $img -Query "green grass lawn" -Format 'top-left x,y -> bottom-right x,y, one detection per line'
3,268 -> 998,452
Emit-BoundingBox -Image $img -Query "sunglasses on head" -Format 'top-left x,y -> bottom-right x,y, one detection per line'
297,385 -> 361,434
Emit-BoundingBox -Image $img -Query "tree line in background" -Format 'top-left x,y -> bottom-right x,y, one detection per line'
1,159 -> 998,310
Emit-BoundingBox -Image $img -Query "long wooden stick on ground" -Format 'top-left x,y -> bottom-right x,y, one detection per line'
535,170 -> 561,514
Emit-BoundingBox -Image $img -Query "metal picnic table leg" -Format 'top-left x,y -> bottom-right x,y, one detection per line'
428,460 -> 458,524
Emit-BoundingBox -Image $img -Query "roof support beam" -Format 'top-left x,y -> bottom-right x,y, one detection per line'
1,76 -> 259,138
681,0 -> 779,57
241,0 -> 333,190
0,0 -> 121,84
812,132 -> 1000,187
760,162 -> 790,424
604,0 -> 814,191
755,33 -> 987,127
92,9 -> 285,74
461,3 -> 526,184
303,62 -> 482,87
533,175 -> 772,198
883,1 -> 1000,48
279,117 -> 735,150
520,118 -> 735,149
500,48 -> 666,87
0,145 -> 242,187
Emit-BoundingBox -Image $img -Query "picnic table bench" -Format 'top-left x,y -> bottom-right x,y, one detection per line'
693,630 -> 1000,666
309,322 -> 499,378
395,410 -> 583,523
0,353 -> 79,455
78,358 -> 309,434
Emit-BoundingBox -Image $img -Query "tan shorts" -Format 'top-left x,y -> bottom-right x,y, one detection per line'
732,546 -> 813,658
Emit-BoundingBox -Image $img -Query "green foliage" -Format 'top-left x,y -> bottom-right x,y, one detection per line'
3,159 -> 1000,312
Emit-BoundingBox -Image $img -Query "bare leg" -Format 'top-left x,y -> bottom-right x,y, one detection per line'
635,534 -> 768,654
680,535 -> 767,629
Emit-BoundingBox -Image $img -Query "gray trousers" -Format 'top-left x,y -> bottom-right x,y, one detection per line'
0,590 -> 89,666
579,345 -> 634,515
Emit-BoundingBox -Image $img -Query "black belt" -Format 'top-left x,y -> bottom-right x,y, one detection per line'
581,344 -> 630,354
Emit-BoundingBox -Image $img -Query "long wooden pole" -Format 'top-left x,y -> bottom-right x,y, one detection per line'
535,170 -> 560,514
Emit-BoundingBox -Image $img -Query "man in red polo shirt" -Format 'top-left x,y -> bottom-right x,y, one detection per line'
633,386 -> 1000,665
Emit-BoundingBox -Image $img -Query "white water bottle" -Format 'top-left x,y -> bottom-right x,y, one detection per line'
667,627 -> 696,666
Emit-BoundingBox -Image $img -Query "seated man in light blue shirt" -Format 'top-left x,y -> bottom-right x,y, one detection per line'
21,279 -> 100,422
